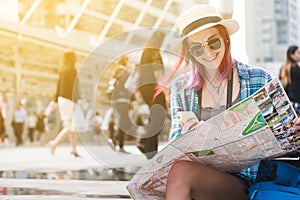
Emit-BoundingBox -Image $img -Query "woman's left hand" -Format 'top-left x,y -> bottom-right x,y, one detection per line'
293,117 -> 300,133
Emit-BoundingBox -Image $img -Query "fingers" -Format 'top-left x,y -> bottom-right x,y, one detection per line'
293,117 -> 300,132
293,117 -> 300,125
181,119 -> 204,134
185,118 -> 199,130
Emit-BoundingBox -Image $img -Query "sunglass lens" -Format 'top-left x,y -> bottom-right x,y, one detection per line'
190,45 -> 204,57
208,38 -> 221,50
190,38 -> 221,57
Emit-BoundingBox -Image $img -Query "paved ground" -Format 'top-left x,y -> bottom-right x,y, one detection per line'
0,178 -> 130,200
0,139 -> 168,199
0,144 -> 147,172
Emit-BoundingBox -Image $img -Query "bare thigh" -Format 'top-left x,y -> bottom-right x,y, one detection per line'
166,160 -> 248,200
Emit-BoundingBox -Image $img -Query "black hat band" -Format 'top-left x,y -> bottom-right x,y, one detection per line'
182,16 -> 222,35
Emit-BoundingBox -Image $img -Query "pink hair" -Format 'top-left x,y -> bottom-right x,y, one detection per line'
154,25 -> 233,99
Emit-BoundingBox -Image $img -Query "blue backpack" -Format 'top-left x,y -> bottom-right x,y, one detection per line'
248,160 -> 300,200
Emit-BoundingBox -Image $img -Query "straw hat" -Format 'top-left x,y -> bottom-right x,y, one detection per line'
172,4 -> 239,52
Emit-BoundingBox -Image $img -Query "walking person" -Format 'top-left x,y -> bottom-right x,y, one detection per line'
0,94 -> 7,144
107,114 -> 117,149
0,107 -> 6,144
26,112 -> 37,144
279,45 -> 300,116
136,30 -> 168,159
12,102 -> 27,146
36,111 -> 46,145
92,112 -> 103,144
110,56 -> 131,152
156,5 -> 300,200
48,51 -> 81,157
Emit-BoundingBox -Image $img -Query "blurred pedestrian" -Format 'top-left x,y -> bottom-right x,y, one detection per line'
36,111 -> 46,145
0,94 -> 7,144
135,104 -> 155,159
0,107 -> 6,144
111,56 -> 131,152
136,30 -> 168,158
26,112 -> 37,144
93,112 -> 102,134
11,102 -> 27,146
107,114 -> 116,148
48,51 -> 81,157
92,112 -> 102,144
279,45 -> 300,116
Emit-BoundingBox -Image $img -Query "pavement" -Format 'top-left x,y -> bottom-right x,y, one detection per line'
0,178 -> 130,200
0,138 -> 168,199
0,144 -> 147,172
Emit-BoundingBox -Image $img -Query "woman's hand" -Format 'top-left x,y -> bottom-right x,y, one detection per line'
292,117 -> 300,133
180,118 -> 204,134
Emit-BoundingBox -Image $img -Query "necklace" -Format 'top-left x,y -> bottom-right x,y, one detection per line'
202,71 -> 228,107
204,78 -> 227,108
211,81 -> 227,108
204,76 -> 223,94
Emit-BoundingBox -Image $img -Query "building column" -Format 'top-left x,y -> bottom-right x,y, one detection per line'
13,46 -> 22,106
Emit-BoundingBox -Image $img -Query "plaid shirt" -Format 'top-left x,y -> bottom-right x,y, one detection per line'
169,60 -> 272,182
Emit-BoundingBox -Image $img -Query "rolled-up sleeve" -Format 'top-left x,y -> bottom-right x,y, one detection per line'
170,84 -> 183,140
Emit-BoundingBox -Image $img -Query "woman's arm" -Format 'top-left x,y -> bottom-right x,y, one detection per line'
169,84 -> 184,141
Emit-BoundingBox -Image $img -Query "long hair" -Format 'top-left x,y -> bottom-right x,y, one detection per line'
59,51 -> 77,72
145,30 -> 166,48
280,45 -> 298,87
154,25 -> 233,97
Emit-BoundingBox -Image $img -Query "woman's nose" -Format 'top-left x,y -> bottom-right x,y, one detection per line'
203,44 -> 214,57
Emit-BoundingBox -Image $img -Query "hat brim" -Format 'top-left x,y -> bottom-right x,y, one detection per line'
171,19 -> 239,54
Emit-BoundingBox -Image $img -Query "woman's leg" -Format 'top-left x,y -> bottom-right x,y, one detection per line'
49,127 -> 70,155
69,130 -> 79,157
166,160 -> 248,200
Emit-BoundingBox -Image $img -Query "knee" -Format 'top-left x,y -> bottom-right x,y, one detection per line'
167,160 -> 194,186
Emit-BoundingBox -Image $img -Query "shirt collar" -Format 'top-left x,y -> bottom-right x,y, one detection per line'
236,60 -> 250,79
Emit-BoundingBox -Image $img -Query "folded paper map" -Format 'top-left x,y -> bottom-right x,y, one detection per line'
127,78 -> 299,200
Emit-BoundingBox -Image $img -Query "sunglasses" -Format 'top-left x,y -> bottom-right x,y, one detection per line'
189,38 -> 222,57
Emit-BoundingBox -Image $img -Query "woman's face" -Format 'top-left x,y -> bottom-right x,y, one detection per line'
291,48 -> 300,62
187,27 -> 225,70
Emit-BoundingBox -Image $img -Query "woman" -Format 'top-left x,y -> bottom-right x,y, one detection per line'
137,30 -> 168,159
49,51 -> 80,157
279,45 -> 300,116
164,5 -> 300,200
